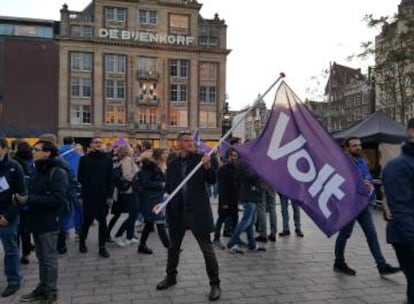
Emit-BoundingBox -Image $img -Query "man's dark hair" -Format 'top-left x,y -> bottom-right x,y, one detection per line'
142,140 -> 152,150
229,137 -> 241,146
343,136 -> 360,148
34,140 -> 59,157
0,138 -> 9,149
63,136 -> 75,145
177,131 -> 192,140
11,139 -> 23,150
15,141 -> 32,160
225,147 -> 237,159
408,118 -> 414,130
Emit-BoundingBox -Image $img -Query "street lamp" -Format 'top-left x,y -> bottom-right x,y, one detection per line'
221,102 -> 232,136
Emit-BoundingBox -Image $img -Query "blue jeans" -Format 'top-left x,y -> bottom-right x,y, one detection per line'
228,202 -> 257,249
0,216 -> 22,286
280,194 -> 301,232
335,206 -> 386,266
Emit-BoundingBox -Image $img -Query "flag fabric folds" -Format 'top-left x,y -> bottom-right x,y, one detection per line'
192,129 -> 212,153
234,82 -> 369,237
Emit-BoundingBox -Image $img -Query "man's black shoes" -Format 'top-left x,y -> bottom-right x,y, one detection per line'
333,263 -> 356,276
1,284 -> 19,297
99,247 -> 110,258
156,276 -> 177,290
378,263 -> 401,276
209,285 -> 221,301
255,236 -> 268,243
295,230 -> 304,237
268,235 -> 276,242
79,243 -> 87,253
278,230 -> 290,237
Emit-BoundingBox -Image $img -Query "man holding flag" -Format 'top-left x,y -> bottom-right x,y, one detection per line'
333,137 -> 400,276
155,132 -> 221,302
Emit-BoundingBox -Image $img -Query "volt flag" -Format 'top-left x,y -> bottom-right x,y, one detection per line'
192,129 -> 212,153
234,82 -> 369,237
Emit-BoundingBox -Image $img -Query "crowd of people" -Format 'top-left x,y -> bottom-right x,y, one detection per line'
0,119 -> 412,303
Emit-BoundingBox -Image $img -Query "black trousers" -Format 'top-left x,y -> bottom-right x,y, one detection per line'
80,206 -> 109,248
140,222 -> 170,248
18,213 -> 32,256
214,207 -> 238,241
393,244 -> 414,304
166,212 -> 220,286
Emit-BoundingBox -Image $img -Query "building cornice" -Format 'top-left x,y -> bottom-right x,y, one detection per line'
108,0 -> 203,10
57,36 -> 231,55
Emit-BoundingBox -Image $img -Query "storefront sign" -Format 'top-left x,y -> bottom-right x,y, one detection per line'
99,28 -> 195,45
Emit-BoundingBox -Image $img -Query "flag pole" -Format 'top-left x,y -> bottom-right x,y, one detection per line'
153,72 -> 286,214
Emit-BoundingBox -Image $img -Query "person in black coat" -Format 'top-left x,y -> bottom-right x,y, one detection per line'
20,140 -> 67,304
13,141 -> 35,265
155,132 -> 221,302
213,148 -> 239,249
78,137 -> 114,258
138,152 -> 169,254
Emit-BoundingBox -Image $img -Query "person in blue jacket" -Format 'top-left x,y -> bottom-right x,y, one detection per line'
382,119 -> 414,304
333,136 -> 400,276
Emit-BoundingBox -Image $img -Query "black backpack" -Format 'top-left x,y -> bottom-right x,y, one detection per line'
49,166 -> 80,216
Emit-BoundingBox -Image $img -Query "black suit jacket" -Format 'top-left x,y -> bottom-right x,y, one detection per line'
165,153 -> 216,235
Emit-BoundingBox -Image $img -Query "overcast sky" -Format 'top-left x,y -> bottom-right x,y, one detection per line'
1,0 -> 402,109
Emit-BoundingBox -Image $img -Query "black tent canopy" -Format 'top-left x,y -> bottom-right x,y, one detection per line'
333,111 -> 406,144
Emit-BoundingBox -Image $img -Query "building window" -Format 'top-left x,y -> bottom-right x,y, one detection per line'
200,63 -> 217,80
138,57 -> 158,76
105,7 -> 126,23
199,36 -> 219,48
139,10 -> 157,25
199,86 -> 216,104
70,26 -> 93,38
105,80 -> 125,99
170,84 -> 187,102
105,105 -> 126,125
169,108 -> 188,127
70,105 -> 91,124
170,59 -> 188,78
70,52 -> 92,72
71,78 -> 92,98
105,54 -> 126,74
169,14 -> 189,35
199,110 -> 216,128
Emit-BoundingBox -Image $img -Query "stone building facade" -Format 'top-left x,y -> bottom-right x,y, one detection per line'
57,0 -> 229,147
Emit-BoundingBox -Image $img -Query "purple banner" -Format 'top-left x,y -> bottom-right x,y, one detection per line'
192,129 -> 212,153
234,82 -> 369,237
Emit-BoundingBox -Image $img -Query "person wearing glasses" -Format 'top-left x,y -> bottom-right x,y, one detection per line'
78,137 -> 114,258
19,140 -> 67,304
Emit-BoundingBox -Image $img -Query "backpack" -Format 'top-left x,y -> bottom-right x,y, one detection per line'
113,165 -> 131,192
49,166 -> 80,216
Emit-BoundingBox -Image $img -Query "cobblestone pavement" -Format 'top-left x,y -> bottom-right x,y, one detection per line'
0,201 -> 406,304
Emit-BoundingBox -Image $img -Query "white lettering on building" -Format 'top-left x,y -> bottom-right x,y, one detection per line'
267,112 -> 346,219
98,28 -> 196,46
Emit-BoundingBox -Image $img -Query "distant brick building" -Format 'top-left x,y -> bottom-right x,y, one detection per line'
0,17 -> 59,140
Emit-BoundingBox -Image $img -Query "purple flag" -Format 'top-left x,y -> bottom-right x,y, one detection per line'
234,82 -> 369,237
113,137 -> 128,147
192,129 -> 212,153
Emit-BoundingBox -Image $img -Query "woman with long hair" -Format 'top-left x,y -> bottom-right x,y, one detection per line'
111,144 -> 140,246
138,148 -> 170,254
